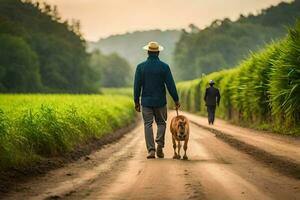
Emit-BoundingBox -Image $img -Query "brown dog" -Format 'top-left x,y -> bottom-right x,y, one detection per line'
170,115 -> 190,160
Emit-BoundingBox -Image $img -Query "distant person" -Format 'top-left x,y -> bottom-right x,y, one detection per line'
134,41 -> 180,159
204,80 -> 221,125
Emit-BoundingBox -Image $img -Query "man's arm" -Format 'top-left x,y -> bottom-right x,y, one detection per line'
216,89 -> 221,106
133,65 -> 142,106
165,66 -> 179,103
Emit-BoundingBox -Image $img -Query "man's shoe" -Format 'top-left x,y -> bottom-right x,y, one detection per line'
156,145 -> 164,158
147,150 -> 156,159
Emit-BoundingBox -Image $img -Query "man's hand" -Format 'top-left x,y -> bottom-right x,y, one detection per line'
175,101 -> 181,109
135,102 -> 141,112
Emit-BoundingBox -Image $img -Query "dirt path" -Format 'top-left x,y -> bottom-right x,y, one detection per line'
2,112 -> 300,200
182,112 -> 300,164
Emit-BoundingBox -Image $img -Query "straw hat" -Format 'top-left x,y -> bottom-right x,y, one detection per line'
143,41 -> 164,52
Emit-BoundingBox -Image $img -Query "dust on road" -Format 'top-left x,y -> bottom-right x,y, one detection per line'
3,112 -> 300,200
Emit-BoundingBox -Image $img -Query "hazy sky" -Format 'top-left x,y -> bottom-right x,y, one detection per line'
44,0 -> 291,41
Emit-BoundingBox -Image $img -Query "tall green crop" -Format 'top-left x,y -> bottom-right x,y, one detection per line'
269,23 -> 300,129
0,94 -> 136,170
175,22 -> 300,135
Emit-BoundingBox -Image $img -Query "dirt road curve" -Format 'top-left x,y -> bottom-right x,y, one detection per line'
3,112 -> 300,200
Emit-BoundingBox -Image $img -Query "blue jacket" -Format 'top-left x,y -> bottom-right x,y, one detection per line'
204,86 -> 221,106
134,55 -> 179,107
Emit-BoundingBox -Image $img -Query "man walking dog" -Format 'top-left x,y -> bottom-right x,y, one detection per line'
134,41 -> 180,159
204,80 -> 221,125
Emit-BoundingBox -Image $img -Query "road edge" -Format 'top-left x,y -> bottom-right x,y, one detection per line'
190,120 -> 300,180
0,116 -> 140,194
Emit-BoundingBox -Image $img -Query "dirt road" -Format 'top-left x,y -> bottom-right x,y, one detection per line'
3,112 -> 300,200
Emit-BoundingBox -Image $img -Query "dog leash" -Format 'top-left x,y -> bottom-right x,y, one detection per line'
176,107 -> 179,117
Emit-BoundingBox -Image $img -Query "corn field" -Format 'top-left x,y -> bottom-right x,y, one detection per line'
172,22 -> 300,135
0,94 -> 135,170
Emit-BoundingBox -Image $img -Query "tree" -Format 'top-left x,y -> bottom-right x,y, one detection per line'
173,0 -> 300,81
0,34 -> 42,92
103,53 -> 132,87
90,51 -> 132,88
0,0 -> 98,93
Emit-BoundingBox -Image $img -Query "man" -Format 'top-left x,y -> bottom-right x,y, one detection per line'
204,80 -> 221,125
134,41 -> 180,159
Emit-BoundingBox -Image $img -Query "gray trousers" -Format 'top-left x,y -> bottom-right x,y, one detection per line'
207,105 -> 216,124
142,106 -> 167,152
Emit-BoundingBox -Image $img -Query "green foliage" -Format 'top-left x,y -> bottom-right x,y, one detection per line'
90,51 -> 132,87
0,34 -> 42,92
171,79 -> 202,112
101,87 -> 133,97
269,23 -> 300,128
173,0 -> 300,81
0,0 -> 98,93
175,23 -> 300,135
0,94 -> 136,170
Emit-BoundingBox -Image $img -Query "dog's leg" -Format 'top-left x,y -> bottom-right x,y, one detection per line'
177,141 -> 181,159
172,136 -> 178,159
183,139 -> 188,160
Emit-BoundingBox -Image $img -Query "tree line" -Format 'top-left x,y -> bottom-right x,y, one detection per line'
0,0 -> 131,93
173,22 -> 300,135
88,30 -> 181,67
173,0 -> 300,81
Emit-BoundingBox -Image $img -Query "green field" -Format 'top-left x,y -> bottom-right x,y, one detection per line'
0,94 -> 135,170
173,22 -> 300,135
101,87 -> 133,97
